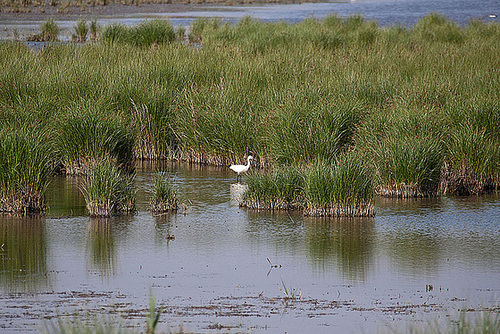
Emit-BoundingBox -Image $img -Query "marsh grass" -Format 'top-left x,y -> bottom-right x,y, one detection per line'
131,100 -> 179,160
267,99 -> 362,165
382,311 -> 500,334
56,104 -> 134,175
241,166 -> 304,210
441,125 -> 500,195
373,136 -> 444,198
79,160 -> 136,217
149,173 -> 180,213
1,14 -> 500,200
303,154 -> 374,217
101,20 -> 178,47
89,19 -> 99,41
0,128 -> 53,214
72,19 -> 88,43
27,18 -> 59,42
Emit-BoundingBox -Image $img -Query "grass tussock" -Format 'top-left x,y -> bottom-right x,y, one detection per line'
149,173 -> 180,213
72,19 -> 89,43
303,154 -> 374,217
56,104 -> 134,175
441,125 -> 500,195
0,128 -> 54,214
79,160 -> 136,217
27,18 -> 59,42
101,20 -> 180,47
242,166 -> 304,210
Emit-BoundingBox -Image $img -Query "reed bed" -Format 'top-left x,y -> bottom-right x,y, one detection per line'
55,103 -> 135,175
79,159 -> 136,217
149,173 -> 180,213
303,155 -> 375,217
241,167 -> 304,210
101,20 -> 181,47
0,14 -> 499,201
0,128 -> 54,214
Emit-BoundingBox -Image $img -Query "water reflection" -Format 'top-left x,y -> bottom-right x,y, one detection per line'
246,210 -> 304,254
304,217 -> 374,283
45,175 -> 86,217
86,218 -> 116,276
0,215 -> 48,291
154,213 -> 177,246
230,183 -> 247,206
388,230 -> 440,277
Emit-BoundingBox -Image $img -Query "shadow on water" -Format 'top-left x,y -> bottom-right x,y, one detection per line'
0,215 -> 49,291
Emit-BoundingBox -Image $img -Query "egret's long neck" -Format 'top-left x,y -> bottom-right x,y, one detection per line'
246,157 -> 252,167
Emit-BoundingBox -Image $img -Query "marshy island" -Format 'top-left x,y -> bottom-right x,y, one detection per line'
1,13 -> 499,217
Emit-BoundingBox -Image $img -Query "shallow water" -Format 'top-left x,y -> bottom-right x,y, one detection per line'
1,162 -> 499,333
0,0 -> 498,40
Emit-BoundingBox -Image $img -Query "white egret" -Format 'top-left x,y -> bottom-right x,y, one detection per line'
230,155 -> 253,181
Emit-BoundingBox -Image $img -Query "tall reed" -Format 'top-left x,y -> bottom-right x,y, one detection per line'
372,136 -> 444,198
441,125 -> 500,195
242,167 -> 304,210
303,154 -> 374,217
55,104 -> 134,174
149,173 -> 180,213
79,159 -> 136,217
0,128 -> 53,214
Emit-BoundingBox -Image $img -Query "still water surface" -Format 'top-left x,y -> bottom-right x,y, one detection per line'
0,0 -> 498,40
1,162 -> 499,333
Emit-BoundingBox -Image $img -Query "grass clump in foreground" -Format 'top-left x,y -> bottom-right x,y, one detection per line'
149,173 -> 180,213
79,160 -> 136,217
0,128 -> 53,215
381,311 -> 500,334
241,166 -> 304,210
41,292 -> 164,334
304,154 -> 375,217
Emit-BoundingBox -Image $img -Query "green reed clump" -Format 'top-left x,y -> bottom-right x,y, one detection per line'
149,173 -> 179,213
101,20 -> 177,47
28,18 -> 59,42
268,98 -> 362,165
414,12 -> 465,44
131,20 -> 176,47
79,159 -> 136,217
56,104 -> 134,174
101,23 -> 129,44
0,128 -> 54,214
89,19 -> 99,41
72,19 -> 88,43
131,100 -> 180,160
188,18 -> 222,44
442,125 -> 500,195
303,154 -> 374,217
242,166 -> 304,210
372,135 -> 444,197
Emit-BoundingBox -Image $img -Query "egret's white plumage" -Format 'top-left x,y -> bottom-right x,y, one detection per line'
230,155 -> 253,180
